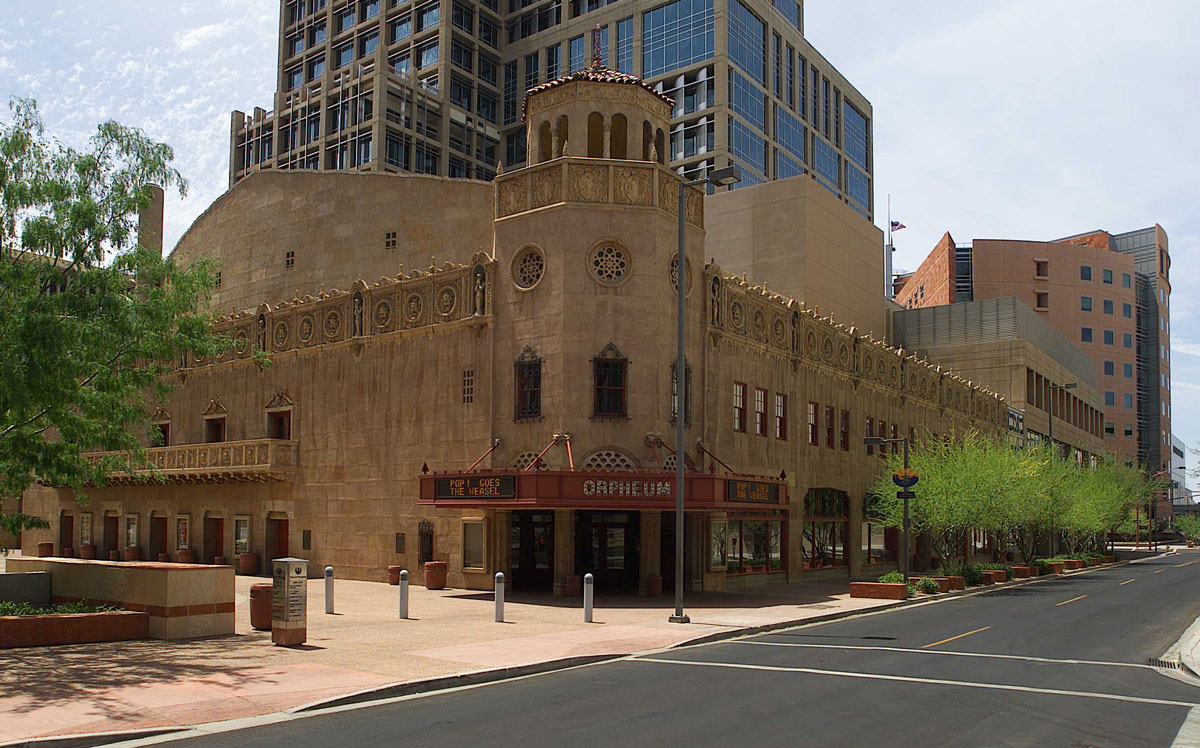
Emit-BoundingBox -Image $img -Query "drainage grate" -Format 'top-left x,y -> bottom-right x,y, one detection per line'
1148,657 -> 1182,670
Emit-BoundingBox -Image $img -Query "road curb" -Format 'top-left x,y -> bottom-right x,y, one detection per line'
0,728 -> 190,748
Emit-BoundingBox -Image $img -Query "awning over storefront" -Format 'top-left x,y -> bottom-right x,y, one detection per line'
418,469 -> 788,511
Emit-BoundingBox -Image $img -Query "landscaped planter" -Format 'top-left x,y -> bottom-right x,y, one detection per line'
1087,557 -> 1101,566
177,549 -> 198,564
423,561 -> 447,590
387,565 -> 403,585
1046,562 -> 1065,574
988,569 -> 1008,582
78,544 -> 96,560
249,584 -> 273,631
238,552 -> 259,575
1063,559 -> 1085,570
36,542 -> 54,558
944,576 -> 966,591
850,582 -> 909,600
0,610 -> 148,648
1104,555 -> 1117,563
157,553 -> 170,562
123,547 -> 141,562
978,572 -> 995,585
1011,566 -> 1034,578
909,577 -> 951,593
213,556 -> 227,566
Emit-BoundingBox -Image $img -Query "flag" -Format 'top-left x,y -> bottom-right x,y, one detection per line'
891,221 -> 907,232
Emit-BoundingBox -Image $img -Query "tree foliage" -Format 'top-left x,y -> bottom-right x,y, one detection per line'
869,432 -> 1153,564
0,99 -> 227,535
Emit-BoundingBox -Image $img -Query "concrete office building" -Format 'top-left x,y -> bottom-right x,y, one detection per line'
893,297 -> 1107,462
231,0 -> 874,222
895,227 -> 1171,468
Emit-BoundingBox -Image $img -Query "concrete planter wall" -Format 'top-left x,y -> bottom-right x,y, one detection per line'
0,610 -> 148,648
850,582 -> 908,600
1046,562 -> 1065,574
909,577 -> 951,593
944,576 -> 966,591
1011,566 -> 1037,578
1104,555 -> 1117,563
1063,559 -> 1085,570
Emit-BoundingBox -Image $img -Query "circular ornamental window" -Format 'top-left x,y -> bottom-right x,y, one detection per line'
588,242 -> 631,286
512,246 -> 546,290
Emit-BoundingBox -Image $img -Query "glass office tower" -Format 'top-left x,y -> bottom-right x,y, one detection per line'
231,0 -> 872,219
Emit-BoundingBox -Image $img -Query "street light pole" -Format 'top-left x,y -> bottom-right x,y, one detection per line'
866,436 -> 910,582
670,165 -> 739,624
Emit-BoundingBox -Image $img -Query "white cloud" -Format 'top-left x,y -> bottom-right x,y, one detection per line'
175,22 -> 232,52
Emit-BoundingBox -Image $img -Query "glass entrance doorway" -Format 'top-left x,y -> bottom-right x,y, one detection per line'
510,511 -> 554,590
575,511 -> 640,592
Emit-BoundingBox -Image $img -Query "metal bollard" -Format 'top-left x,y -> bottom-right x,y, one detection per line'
325,565 -> 334,614
583,573 -> 594,623
494,571 -> 505,622
398,569 -> 409,619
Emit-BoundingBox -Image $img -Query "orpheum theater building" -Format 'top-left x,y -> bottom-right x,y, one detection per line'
20,65 -> 1006,595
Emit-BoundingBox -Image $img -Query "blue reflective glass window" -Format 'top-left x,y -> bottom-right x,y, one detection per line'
569,35 -> 585,72
1103,299 -> 1114,315
1123,333 -> 1132,348
813,136 -> 838,191
775,149 -> 802,179
503,60 -> 518,124
418,41 -> 439,68
771,0 -> 799,30
545,43 -> 560,79
417,2 -> 440,30
1124,393 -> 1134,409
844,103 -> 868,170
729,69 -> 765,131
1081,327 -> 1093,343
1123,303 -> 1132,318
1080,296 -> 1092,311
1122,273 -> 1132,288
1104,329 -> 1114,345
1105,391 -> 1115,407
1124,363 -> 1133,378
846,165 -> 869,210
728,168 -> 763,190
642,0 -> 714,79
1104,361 -> 1115,376
392,15 -> 412,42
616,18 -> 633,73
728,118 -> 766,176
775,108 -> 804,162
727,0 -> 765,85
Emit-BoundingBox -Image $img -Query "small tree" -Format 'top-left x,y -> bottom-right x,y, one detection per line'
0,99 -> 227,536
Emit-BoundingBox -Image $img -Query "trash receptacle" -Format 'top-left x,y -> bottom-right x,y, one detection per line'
249,583 -> 273,631
423,561 -> 447,590
387,565 -> 402,585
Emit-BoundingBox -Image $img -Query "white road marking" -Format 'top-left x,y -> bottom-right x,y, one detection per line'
634,657 -> 1200,708
1172,707 -> 1200,748
731,641 -> 1157,671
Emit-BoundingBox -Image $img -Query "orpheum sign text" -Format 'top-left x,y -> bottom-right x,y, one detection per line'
582,478 -> 673,498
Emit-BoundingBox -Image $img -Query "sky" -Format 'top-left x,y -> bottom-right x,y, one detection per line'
3,1 -> 1199,461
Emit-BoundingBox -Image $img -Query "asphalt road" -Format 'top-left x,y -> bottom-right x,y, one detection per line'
160,553 -> 1200,748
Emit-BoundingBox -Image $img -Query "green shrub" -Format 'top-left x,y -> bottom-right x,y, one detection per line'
1110,551 -> 1121,561
977,562 -> 1014,579
1030,559 -> 1052,574
907,584 -> 917,598
960,565 -> 984,586
0,601 -> 122,617
877,571 -> 905,584
915,577 -> 940,594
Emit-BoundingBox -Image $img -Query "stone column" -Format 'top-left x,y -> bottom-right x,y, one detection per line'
553,509 -> 574,595
603,121 -> 612,158
639,511 -> 661,595
552,126 -> 562,159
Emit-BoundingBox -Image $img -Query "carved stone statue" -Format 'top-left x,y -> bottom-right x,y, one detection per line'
256,314 -> 266,351
473,270 -> 486,316
710,277 -> 721,325
353,293 -> 364,337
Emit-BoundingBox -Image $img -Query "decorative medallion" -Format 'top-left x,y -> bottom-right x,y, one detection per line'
299,315 -> 314,344
437,286 -> 457,316
588,242 -> 631,285
273,321 -> 289,349
233,330 -> 249,355
840,343 -> 850,367
752,309 -> 766,339
324,310 -> 342,340
805,330 -> 818,355
730,301 -> 745,330
772,316 -> 786,346
513,246 -> 545,290
863,355 -> 873,376
374,300 -> 392,330
404,293 -> 424,324
822,337 -> 834,361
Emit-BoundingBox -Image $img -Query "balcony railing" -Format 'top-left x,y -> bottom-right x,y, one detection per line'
84,439 -> 298,485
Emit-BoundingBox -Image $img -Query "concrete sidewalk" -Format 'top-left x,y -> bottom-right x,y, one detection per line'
0,554 -> 897,744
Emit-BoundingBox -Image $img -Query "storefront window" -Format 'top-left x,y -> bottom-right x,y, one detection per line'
463,519 -> 484,569
79,513 -> 92,545
860,522 -> 893,565
175,515 -> 190,550
803,521 -> 845,569
125,515 -> 138,548
234,516 -> 251,554
725,518 -> 784,574
709,520 -> 727,570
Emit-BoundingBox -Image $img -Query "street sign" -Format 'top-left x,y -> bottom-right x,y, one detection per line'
896,490 -> 916,499
893,469 -> 919,488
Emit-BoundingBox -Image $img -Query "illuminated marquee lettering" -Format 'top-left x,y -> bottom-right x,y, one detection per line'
582,479 -> 672,498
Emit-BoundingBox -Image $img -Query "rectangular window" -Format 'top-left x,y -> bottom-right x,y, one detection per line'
515,357 -> 541,419
1105,422 -> 1115,436
479,16 -> 499,47
844,102 -> 869,171
1104,329 -> 1114,345
1104,360 -> 1114,376
1103,299 -> 1114,315
234,516 -> 251,554
775,394 -> 787,440
1105,391 -> 1115,407
865,417 -> 874,454
643,0 -> 714,79
205,417 -> 226,443
503,60 -> 518,124
725,519 -> 784,574
840,409 -> 850,451
337,8 -> 356,32
452,1 -> 474,32
1034,260 -> 1048,278
772,33 -> 781,97
1124,393 -> 1134,409
1123,332 -> 1133,348
807,401 -> 818,445
1123,303 -> 1132,318
754,388 -> 767,436
595,357 -> 628,417
616,17 -> 633,73
733,382 -> 747,432
1103,268 -> 1113,284
1124,363 -> 1133,378
1125,424 -> 1134,438
1080,296 -> 1092,311
728,0 -> 765,84
462,520 -> 484,569
728,68 -> 766,131
569,34 -> 585,73
359,30 -> 379,58
824,405 -> 835,448
1081,327 -> 1093,343
1081,265 -> 1092,281
268,410 -> 292,439
417,2 -> 440,30
1122,273 -> 1132,288
1035,292 -> 1048,310
785,43 -> 795,110
418,40 -> 439,68
152,422 -> 170,447
462,369 -> 475,403
878,420 -> 888,458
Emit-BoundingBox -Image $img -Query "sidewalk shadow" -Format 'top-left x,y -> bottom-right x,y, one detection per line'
444,581 -> 863,612
0,634 -> 282,723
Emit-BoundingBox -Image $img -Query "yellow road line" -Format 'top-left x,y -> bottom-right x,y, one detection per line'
1056,595 -> 1087,606
1177,560 -> 1200,567
1119,579 -> 1135,586
921,626 -> 992,649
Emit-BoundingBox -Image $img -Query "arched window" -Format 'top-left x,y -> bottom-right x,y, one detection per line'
593,343 -> 628,418
556,114 -> 570,157
610,113 -> 628,159
587,112 -> 604,158
642,120 -> 653,161
538,120 -> 552,163
514,346 -> 542,420
655,128 -> 666,164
